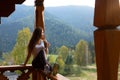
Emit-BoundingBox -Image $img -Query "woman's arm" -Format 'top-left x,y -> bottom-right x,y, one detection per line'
23,52 -> 31,66
43,40 -> 50,54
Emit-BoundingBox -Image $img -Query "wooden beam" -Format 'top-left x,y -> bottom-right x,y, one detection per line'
15,0 -> 26,4
34,0 -> 45,31
0,3 -> 15,17
0,17 -> 1,24
0,0 -> 25,18
94,0 -> 120,28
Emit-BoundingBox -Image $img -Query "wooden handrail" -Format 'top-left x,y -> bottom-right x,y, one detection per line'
0,64 -> 57,80
0,64 -> 32,71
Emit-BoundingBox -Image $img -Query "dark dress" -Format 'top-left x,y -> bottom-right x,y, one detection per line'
32,50 -> 46,70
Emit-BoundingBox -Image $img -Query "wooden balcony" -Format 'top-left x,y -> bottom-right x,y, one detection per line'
0,64 -> 57,80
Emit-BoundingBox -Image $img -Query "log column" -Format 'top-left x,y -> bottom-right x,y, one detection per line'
33,0 -> 45,80
94,0 -> 120,80
34,0 -> 45,31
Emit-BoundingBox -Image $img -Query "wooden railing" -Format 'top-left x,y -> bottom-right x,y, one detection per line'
0,64 -> 57,80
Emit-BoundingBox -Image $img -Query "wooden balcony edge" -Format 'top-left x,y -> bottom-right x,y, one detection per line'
0,64 -> 58,80
0,64 -> 32,71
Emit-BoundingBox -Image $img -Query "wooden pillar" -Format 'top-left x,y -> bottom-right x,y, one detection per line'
34,0 -> 45,31
32,70 -> 46,80
94,0 -> 120,80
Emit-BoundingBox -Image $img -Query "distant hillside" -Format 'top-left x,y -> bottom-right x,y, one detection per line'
0,5 -> 34,52
0,5 -> 93,53
46,6 -> 95,36
44,12 -> 90,52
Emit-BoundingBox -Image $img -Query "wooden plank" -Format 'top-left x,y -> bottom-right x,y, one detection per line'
14,0 -> 26,4
0,4 -> 15,17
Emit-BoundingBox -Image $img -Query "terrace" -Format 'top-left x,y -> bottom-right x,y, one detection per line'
0,0 -> 120,80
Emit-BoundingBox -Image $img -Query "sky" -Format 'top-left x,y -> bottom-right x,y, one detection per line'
23,0 -> 95,7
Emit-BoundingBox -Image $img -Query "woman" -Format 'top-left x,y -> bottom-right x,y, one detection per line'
23,27 -> 49,70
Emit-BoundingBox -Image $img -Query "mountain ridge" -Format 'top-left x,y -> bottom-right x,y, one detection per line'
0,5 -> 94,53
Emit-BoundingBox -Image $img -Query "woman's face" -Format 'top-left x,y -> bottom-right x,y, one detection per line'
41,31 -> 45,40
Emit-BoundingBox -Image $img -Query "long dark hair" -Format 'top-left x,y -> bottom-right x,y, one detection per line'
28,27 -> 42,54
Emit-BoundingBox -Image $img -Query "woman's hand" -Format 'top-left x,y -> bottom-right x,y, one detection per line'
44,40 -> 50,47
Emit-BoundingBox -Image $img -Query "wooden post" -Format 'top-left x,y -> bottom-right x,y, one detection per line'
32,70 -> 46,80
94,0 -> 120,80
34,0 -> 45,31
33,0 -> 45,80
94,29 -> 120,80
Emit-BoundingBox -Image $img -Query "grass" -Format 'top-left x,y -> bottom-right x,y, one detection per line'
66,65 -> 97,80
66,64 -> 120,80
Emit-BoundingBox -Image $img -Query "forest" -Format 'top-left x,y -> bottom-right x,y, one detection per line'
0,27 -> 95,76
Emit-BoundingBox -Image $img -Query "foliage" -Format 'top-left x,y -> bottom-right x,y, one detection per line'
75,40 -> 89,66
64,64 -> 73,75
56,55 -> 65,74
49,40 -> 95,75
57,45 -> 69,62
47,55 -> 57,64
65,53 -> 73,65
88,41 -> 95,63
0,50 -> 2,59
2,27 -> 31,65
64,54 -> 74,74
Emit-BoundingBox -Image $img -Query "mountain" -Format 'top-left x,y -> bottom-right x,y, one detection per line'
0,5 -> 34,53
46,6 -> 95,36
0,5 -> 94,54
